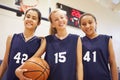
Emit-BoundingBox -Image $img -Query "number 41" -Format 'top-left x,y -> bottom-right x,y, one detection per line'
83,51 -> 96,62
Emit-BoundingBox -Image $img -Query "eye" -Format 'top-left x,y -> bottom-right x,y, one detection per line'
32,16 -> 37,20
88,21 -> 92,24
82,23 -> 87,26
26,14 -> 30,19
60,16 -> 64,19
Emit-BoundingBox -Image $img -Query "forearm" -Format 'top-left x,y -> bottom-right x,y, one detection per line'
0,62 -> 7,79
33,38 -> 46,57
110,64 -> 118,80
77,63 -> 83,80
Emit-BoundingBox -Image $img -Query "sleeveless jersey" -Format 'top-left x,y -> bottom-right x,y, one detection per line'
81,35 -> 112,80
6,33 -> 41,80
45,34 -> 79,80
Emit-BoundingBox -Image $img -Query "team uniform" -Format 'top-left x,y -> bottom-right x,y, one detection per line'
81,35 -> 112,80
6,33 -> 41,80
45,34 -> 79,80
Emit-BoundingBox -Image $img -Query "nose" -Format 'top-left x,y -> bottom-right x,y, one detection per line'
85,23 -> 90,28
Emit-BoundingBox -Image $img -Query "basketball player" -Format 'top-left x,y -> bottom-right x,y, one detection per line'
0,8 -> 42,80
79,13 -> 118,80
15,9 -> 83,80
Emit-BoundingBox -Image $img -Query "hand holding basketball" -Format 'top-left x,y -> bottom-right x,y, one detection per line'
20,57 -> 50,80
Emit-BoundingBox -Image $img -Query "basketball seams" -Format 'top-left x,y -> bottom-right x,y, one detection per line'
23,70 -> 43,77
23,70 -> 43,74
26,60 -> 50,80
23,68 -> 46,80
40,59 -> 50,76
36,69 -> 46,80
22,58 -> 50,80
26,60 -> 45,69
36,59 -> 50,80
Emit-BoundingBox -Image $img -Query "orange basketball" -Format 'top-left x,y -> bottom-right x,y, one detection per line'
21,57 -> 50,80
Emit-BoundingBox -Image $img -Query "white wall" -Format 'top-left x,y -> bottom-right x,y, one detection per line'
0,0 -> 120,68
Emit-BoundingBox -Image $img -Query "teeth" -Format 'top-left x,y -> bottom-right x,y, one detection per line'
59,23 -> 64,26
86,29 -> 91,32
60,24 -> 63,26
27,23 -> 32,26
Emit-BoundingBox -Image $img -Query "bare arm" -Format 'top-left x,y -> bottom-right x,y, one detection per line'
0,35 -> 12,79
77,37 -> 83,80
108,38 -> 118,80
33,38 -> 46,57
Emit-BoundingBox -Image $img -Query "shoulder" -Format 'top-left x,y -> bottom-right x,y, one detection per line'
7,33 -> 22,43
10,33 -> 23,39
45,35 -> 54,40
7,34 -> 14,42
42,35 -> 54,43
80,36 -> 87,41
69,33 -> 80,39
97,34 -> 112,46
36,36 -> 45,40
68,34 -> 81,43
69,33 -> 79,37
99,34 -> 112,40
7,33 -> 21,39
45,35 -> 53,37
6,34 -> 15,46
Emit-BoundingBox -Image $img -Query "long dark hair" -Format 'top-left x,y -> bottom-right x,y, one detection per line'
24,8 -> 42,25
79,13 -> 97,26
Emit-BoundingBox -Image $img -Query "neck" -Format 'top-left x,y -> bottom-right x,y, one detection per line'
87,33 -> 98,39
23,30 -> 35,41
23,30 -> 34,38
56,30 -> 68,40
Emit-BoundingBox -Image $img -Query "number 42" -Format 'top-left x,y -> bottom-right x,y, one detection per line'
14,52 -> 28,64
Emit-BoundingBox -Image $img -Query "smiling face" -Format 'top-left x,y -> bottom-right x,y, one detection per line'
24,9 -> 39,31
50,10 -> 68,32
80,14 -> 97,37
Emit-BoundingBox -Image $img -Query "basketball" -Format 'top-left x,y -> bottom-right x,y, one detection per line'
21,57 -> 50,80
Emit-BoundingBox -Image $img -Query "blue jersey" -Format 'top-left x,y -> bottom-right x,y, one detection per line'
6,33 -> 41,80
45,34 -> 79,80
81,35 -> 112,80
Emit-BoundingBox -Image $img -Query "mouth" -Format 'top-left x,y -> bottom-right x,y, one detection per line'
86,29 -> 90,32
59,22 -> 65,27
26,22 -> 33,26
